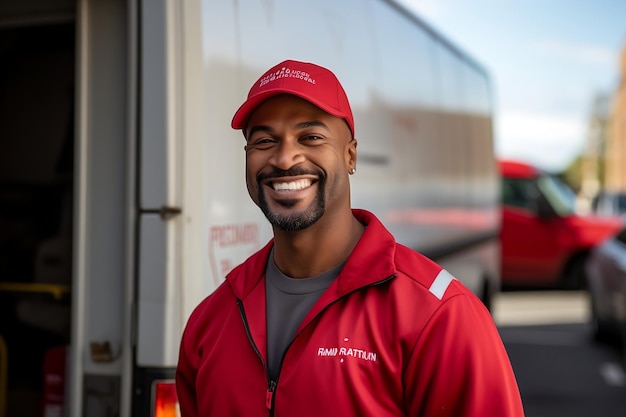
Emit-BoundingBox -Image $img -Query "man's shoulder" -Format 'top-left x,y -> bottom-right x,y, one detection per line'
393,244 -> 441,282
391,243 -> 469,301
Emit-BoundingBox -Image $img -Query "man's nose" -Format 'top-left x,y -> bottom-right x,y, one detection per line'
269,139 -> 305,170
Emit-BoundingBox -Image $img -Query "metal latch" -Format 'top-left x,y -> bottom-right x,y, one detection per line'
139,206 -> 182,220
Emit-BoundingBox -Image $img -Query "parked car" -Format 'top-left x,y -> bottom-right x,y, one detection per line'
591,191 -> 626,217
499,159 -> 623,289
586,223 -> 626,351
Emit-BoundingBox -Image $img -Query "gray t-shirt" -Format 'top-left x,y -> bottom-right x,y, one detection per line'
265,249 -> 344,381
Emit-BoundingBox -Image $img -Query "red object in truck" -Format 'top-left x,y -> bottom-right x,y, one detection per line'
41,345 -> 67,417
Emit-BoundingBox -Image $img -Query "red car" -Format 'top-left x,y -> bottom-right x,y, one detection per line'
499,159 -> 622,289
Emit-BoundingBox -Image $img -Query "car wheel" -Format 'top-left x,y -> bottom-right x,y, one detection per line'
590,291 -> 611,343
619,323 -> 626,368
480,279 -> 492,312
562,256 -> 587,290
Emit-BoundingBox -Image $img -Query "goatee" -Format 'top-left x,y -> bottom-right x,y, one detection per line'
257,168 -> 326,232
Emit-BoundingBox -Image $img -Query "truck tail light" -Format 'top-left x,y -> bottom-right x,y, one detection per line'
153,380 -> 179,417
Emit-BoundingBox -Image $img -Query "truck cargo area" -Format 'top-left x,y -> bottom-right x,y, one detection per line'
0,16 -> 75,417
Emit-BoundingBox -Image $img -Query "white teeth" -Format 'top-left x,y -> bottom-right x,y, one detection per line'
272,179 -> 312,191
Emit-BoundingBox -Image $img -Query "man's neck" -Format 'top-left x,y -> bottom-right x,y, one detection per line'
271,211 -> 365,278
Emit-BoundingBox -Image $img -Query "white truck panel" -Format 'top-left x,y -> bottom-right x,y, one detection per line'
137,216 -> 182,366
140,0 -> 182,209
73,0 -> 129,376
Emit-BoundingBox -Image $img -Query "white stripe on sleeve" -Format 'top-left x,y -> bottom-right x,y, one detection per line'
428,269 -> 455,300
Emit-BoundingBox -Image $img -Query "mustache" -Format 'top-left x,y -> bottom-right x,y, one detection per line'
257,167 -> 324,182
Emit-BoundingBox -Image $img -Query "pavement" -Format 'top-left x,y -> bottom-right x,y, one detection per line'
492,290 -> 590,327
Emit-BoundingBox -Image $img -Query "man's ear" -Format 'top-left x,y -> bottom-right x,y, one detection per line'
346,137 -> 357,171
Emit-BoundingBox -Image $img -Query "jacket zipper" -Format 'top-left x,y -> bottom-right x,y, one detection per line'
236,273 -> 396,415
237,299 -> 278,416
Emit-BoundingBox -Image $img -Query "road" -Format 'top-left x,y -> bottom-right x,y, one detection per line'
493,290 -> 626,417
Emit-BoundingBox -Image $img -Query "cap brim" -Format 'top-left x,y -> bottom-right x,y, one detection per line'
231,88 -> 344,132
231,90 -> 283,130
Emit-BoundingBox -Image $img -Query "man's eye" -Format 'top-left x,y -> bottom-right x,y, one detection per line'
302,135 -> 323,142
249,138 -> 275,148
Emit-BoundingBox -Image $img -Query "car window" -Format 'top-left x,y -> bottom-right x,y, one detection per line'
616,228 -> 626,245
618,195 -> 626,212
592,192 -> 626,216
502,178 -> 538,210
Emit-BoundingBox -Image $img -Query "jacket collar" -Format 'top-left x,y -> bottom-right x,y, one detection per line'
226,209 -> 397,300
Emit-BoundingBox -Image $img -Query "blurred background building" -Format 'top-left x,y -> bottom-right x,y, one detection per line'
605,46 -> 626,192
578,94 -> 610,212
577,43 -> 626,215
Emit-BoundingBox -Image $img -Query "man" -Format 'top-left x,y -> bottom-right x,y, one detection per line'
176,59 -> 525,416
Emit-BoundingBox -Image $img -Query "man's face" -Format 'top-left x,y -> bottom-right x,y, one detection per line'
244,94 -> 356,232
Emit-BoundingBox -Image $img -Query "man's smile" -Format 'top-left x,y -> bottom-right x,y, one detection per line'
263,177 -> 319,206
270,178 -> 313,191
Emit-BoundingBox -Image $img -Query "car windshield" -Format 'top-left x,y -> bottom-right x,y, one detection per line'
536,174 -> 576,216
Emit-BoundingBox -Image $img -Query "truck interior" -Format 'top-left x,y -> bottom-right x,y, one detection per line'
0,7 -> 75,416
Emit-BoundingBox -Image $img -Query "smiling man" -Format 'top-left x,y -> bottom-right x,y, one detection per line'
176,60 -> 525,417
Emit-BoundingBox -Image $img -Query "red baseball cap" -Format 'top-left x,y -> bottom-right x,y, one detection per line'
231,60 -> 355,136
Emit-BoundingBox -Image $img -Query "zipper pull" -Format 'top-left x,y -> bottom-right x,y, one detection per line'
266,380 -> 277,410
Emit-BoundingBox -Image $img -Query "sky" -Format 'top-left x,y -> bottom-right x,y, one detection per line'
397,0 -> 626,172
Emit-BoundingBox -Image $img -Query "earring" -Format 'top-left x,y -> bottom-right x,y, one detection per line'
349,168 -> 356,175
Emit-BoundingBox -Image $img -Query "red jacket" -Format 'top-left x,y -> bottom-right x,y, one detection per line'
176,209 -> 524,416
